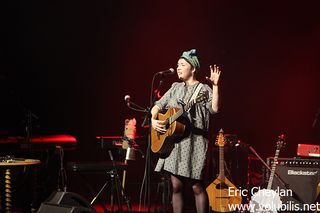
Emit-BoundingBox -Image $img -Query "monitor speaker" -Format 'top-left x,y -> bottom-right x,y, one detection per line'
37,191 -> 96,213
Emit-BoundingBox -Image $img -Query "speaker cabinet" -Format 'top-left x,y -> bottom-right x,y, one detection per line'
266,158 -> 320,211
37,191 -> 96,213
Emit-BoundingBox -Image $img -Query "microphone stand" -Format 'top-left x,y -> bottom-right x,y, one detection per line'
141,78 -> 164,128
124,101 -> 150,212
24,109 -> 39,144
125,73 -> 167,213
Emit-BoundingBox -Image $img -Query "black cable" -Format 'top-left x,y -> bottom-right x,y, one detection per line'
125,72 -> 166,212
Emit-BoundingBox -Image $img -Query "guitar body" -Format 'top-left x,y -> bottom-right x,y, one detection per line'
151,92 -> 208,154
206,176 -> 242,212
151,108 -> 186,154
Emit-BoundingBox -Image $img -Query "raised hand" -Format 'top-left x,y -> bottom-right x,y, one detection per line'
206,64 -> 221,86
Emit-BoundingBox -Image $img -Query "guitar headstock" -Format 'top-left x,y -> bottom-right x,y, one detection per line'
276,134 -> 285,150
215,129 -> 226,147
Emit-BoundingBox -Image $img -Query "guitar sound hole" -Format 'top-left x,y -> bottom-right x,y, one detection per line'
216,182 -> 228,190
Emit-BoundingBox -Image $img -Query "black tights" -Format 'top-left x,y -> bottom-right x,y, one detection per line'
171,175 -> 208,213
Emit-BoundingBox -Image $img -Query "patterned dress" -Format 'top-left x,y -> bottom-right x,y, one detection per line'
154,82 -> 216,180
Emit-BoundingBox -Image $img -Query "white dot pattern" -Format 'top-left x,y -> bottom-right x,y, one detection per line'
154,82 -> 215,180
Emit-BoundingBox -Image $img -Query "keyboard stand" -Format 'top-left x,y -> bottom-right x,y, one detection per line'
90,169 -> 124,212
68,156 -> 130,213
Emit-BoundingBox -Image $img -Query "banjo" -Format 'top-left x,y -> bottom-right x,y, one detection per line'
250,134 -> 285,213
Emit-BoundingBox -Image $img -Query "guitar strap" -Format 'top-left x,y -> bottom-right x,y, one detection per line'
188,83 -> 204,105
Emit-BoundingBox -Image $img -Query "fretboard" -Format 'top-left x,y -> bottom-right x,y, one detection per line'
219,145 -> 225,182
267,149 -> 280,190
167,99 -> 196,125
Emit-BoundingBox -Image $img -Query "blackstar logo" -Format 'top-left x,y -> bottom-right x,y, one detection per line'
287,170 -> 318,176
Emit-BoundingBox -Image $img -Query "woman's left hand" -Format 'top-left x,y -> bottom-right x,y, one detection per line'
206,64 -> 221,86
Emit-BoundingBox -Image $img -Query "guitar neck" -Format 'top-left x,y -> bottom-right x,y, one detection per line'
168,99 -> 196,125
219,146 -> 225,182
267,149 -> 280,190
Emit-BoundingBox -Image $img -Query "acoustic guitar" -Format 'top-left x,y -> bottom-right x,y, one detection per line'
206,129 -> 242,212
250,134 -> 285,213
151,91 -> 208,154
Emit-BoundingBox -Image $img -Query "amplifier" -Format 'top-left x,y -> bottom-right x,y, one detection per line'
297,143 -> 320,157
266,158 -> 320,211
272,157 -> 320,167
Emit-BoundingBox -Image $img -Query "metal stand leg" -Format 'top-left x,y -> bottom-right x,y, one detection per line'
155,174 -> 171,213
90,179 -> 109,206
30,166 -> 39,213
90,169 -> 130,213
108,150 -> 131,213
110,170 -> 122,212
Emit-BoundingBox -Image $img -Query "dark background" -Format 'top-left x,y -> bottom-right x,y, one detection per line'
1,0 -> 320,207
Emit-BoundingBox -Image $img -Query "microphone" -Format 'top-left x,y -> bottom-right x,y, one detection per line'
124,95 -> 146,112
157,68 -> 175,75
124,95 -> 130,106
